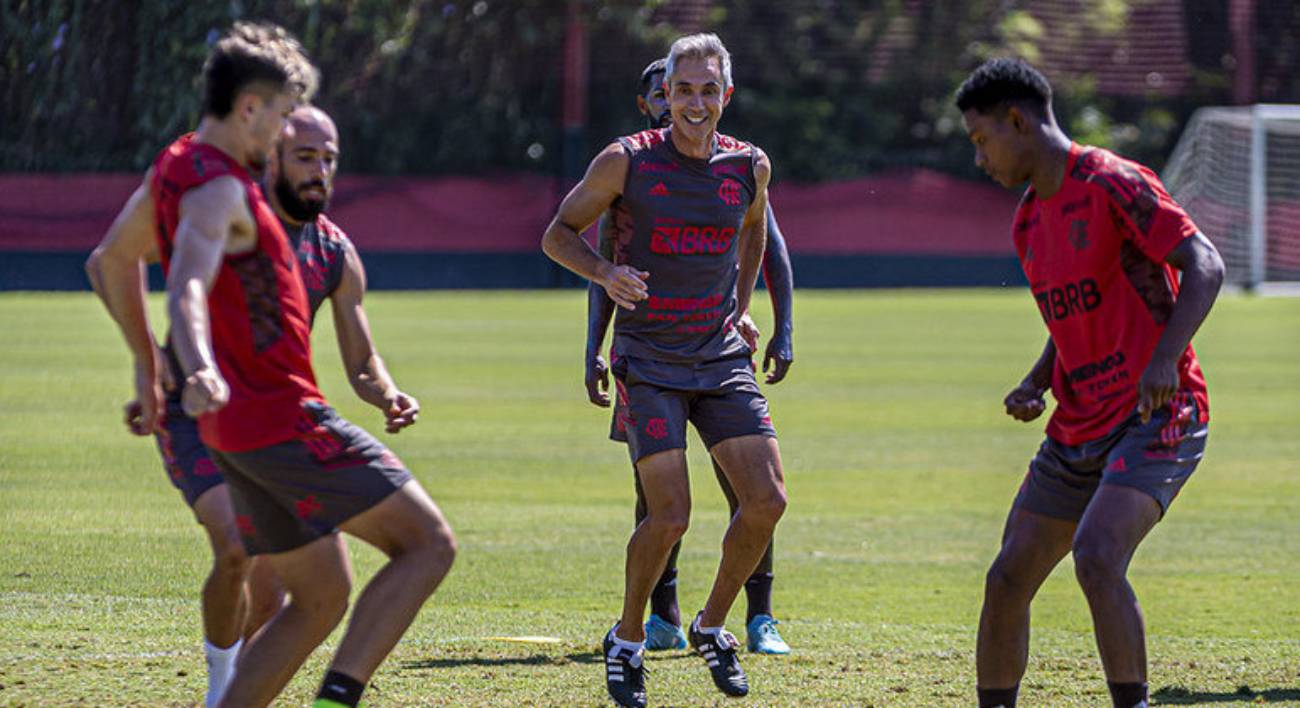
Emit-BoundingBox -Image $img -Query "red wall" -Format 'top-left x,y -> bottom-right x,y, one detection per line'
0,169 -> 1019,255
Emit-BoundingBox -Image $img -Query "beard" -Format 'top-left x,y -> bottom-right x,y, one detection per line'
647,110 -> 671,130
274,175 -> 329,222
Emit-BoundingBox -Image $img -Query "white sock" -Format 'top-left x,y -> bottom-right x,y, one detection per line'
693,615 -> 724,635
204,637 -> 242,708
692,617 -> 734,648
608,626 -> 645,668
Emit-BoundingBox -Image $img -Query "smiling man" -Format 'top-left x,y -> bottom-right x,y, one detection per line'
542,33 -> 787,707
956,58 -> 1223,708
583,57 -> 796,657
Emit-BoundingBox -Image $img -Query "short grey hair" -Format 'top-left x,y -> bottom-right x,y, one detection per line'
665,33 -> 732,90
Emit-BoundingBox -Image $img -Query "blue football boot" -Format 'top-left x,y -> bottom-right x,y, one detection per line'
745,614 -> 791,655
643,613 -> 688,651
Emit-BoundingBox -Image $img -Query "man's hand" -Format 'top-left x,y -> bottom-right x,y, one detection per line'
596,262 -> 649,310
1004,381 -> 1047,422
763,333 -> 793,385
585,354 -> 611,407
123,400 -> 153,436
126,356 -> 167,435
1137,355 -> 1179,424
181,367 -> 230,417
735,312 -> 760,352
383,391 -> 420,433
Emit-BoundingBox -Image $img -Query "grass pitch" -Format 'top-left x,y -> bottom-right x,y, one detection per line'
0,289 -> 1297,706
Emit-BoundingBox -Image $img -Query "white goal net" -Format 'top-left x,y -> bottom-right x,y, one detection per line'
1163,104 -> 1300,290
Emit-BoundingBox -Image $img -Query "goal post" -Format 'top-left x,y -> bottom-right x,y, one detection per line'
1162,104 -> 1300,291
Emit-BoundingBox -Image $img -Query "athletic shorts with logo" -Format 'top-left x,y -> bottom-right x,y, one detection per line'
210,401 -> 412,555
155,394 -> 224,508
1016,391 -> 1208,520
610,354 -> 775,463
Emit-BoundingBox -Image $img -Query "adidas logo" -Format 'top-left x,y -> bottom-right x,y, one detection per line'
649,182 -> 669,196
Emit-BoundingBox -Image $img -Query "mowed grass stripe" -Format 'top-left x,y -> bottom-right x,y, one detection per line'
0,290 -> 1296,705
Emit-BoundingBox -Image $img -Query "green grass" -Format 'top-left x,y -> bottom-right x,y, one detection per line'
1,289 -> 1297,706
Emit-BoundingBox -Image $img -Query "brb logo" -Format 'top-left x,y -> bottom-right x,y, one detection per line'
718,178 -> 743,206
650,225 -> 736,255
645,417 -> 669,440
1034,278 -> 1102,322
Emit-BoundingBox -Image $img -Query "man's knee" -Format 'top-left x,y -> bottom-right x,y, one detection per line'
393,516 -> 458,597
636,458 -> 692,542
210,531 -> 251,580
738,485 -> 786,528
642,504 -> 691,543
214,545 -> 251,581
984,558 -> 1018,599
1072,538 -> 1127,595
414,520 -> 457,571
984,546 -> 1041,601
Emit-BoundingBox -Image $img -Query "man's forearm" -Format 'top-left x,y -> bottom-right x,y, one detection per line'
1025,338 -> 1056,391
542,221 -> 610,283
587,281 -> 616,358
167,278 -> 217,378
350,354 -> 400,410
762,225 -> 794,340
90,252 -> 157,368
1152,258 -> 1223,366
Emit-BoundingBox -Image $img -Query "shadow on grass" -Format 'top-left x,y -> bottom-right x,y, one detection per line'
1153,685 -> 1300,704
400,651 -> 602,670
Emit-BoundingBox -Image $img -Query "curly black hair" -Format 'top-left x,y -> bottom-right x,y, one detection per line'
955,57 -> 1052,115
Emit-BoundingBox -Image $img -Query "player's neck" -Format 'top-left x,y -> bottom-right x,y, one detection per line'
1028,129 -> 1072,199
668,125 -> 714,160
194,117 -> 249,169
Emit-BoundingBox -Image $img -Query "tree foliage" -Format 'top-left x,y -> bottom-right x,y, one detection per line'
0,0 -> 1283,180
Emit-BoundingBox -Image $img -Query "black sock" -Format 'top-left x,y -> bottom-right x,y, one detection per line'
744,572 -> 774,623
317,670 -> 365,707
978,685 -> 1019,708
1107,681 -> 1148,708
649,567 -> 680,626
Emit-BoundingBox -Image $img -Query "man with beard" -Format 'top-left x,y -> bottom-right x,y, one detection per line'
584,57 -> 795,655
265,104 -> 420,431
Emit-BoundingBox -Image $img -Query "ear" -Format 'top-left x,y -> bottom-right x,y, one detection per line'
234,90 -> 263,124
723,86 -> 734,106
1007,105 -> 1031,135
636,95 -> 650,117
